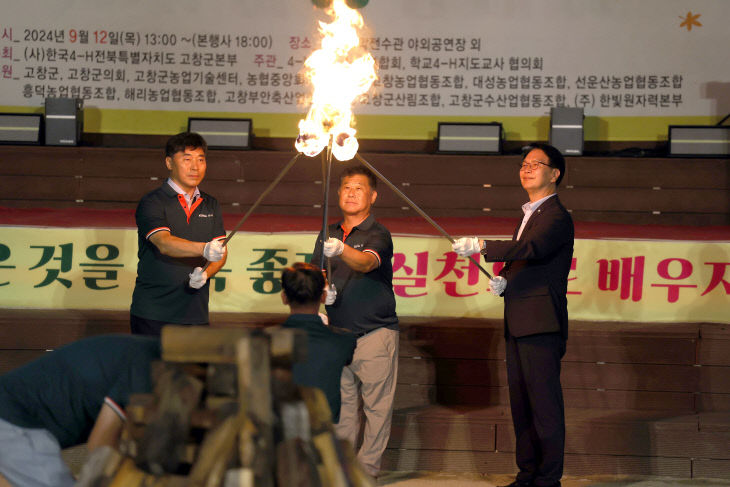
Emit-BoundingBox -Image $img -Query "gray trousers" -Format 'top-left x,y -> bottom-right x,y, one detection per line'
0,417 -> 75,487
334,327 -> 399,476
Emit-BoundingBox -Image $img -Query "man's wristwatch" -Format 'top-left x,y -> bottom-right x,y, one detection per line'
479,239 -> 488,255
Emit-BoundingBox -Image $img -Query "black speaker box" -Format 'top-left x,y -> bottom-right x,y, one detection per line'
668,125 -> 730,157
0,113 -> 43,145
437,122 -> 502,154
188,118 -> 252,150
550,107 -> 584,156
44,97 -> 83,146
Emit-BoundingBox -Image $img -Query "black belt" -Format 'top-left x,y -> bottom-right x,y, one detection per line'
355,327 -> 388,338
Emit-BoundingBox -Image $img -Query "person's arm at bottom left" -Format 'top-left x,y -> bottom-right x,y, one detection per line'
86,400 -> 125,451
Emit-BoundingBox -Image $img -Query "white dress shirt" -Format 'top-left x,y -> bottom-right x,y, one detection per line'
516,193 -> 557,240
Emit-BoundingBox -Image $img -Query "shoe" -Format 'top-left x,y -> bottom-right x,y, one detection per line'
499,481 -> 533,487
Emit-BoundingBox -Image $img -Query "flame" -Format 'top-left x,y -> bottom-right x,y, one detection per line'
295,0 -> 377,161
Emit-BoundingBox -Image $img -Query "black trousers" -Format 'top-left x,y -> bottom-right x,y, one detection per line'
130,314 -> 207,337
505,332 -> 566,487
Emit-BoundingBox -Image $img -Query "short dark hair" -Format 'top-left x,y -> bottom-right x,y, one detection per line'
165,132 -> 207,158
281,262 -> 326,306
523,143 -> 566,186
340,165 -> 376,189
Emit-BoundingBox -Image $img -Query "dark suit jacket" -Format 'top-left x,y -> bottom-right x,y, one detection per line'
483,195 -> 574,339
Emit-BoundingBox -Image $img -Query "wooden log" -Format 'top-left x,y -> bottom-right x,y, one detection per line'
281,401 -> 311,441
135,364 -> 204,475
237,415 -> 258,476
276,438 -> 322,487
126,393 -> 156,424
338,439 -> 375,487
300,386 -> 333,435
264,326 -> 308,366
162,326 -> 252,364
221,468 -> 254,487
298,388 -> 370,487
188,412 -> 244,486
108,458 -> 147,487
271,368 -> 300,405
104,457 -> 189,487
125,393 -> 227,431
75,446 -> 124,487
205,396 -> 240,414
271,365 -> 306,444
207,363 -> 238,396
162,326 -> 306,366
236,335 -> 275,487
312,431 -> 350,487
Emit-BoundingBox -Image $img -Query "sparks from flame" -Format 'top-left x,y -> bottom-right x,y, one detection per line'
295,0 -> 377,161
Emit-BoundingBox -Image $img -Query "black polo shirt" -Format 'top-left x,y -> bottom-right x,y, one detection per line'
281,314 -> 356,423
131,183 -> 225,324
312,214 -> 398,334
0,335 -> 160,448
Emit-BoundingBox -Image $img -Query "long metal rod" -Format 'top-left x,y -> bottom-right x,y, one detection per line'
202,152 -> 301,271
355,153 -> 492,279
320,138 -> 334,277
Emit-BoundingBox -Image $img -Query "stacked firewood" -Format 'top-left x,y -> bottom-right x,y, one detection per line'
76,326 -> 374,487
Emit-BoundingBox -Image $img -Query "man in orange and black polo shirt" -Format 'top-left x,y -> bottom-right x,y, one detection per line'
311,165 -> 398,478
130,132 -> 227,336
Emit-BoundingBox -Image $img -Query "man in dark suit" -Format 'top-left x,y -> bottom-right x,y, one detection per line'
452,143 -> 574,487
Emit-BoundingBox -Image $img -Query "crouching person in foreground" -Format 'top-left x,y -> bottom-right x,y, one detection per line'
0,335 -> 160,487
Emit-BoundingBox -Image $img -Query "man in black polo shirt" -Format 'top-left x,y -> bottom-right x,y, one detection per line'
130,132 -> 227,336
0,335 -> 160,487
279,262 -> 356,423
312,165 -> 398,477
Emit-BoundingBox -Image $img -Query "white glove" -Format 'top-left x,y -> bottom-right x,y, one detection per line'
452,237 -> 481,256
203,239 -> 226,262
188,267 -> 208,289
489,276 -> 507,296
325,283 -> 337,305
318,312 -> 329,325
323,237 -> 344,257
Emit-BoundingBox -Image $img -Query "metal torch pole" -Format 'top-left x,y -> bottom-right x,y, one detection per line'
355,153 -> 492,280
201,152 -> 301,272
320,136 -> 334,276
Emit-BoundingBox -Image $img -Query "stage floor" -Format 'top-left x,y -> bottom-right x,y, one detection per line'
378,472 -> 730,486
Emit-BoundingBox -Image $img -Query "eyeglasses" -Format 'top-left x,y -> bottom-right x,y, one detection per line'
519,160 -> 552,171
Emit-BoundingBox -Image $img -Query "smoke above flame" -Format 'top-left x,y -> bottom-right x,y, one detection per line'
295,0 -> 377,161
